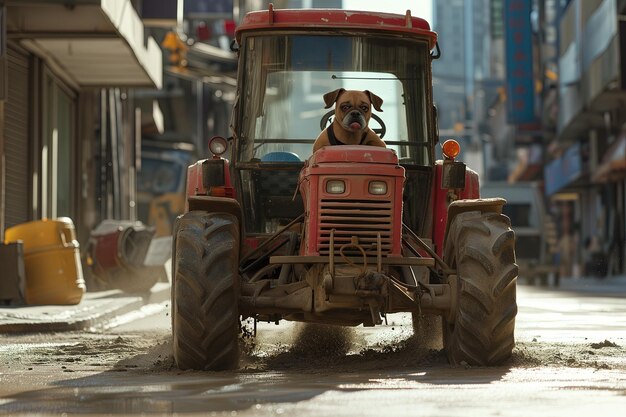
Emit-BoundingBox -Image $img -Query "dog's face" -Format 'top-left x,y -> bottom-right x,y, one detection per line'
323,89 -> 383,133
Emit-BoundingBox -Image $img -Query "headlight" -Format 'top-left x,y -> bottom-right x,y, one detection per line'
208,136 -> 228,156
369,181 -> 387,195
326,180 -> 346,194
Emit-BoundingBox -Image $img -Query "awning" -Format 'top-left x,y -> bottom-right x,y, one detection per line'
544,142 -> 583,196
187,42 -> 237,66
165,66 -> 237,102
6,0 -> 162,89
592,135 -> 626,183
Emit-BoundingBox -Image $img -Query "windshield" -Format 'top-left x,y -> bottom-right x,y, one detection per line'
236,33 -> 432,165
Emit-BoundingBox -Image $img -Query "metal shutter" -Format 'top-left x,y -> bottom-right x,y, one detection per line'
4,47 -> 30,228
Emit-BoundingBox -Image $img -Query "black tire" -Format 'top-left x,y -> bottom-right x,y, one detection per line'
443,211 -> 518,366
172,211 -> 240,371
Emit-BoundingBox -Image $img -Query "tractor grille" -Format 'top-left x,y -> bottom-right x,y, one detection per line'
318,199 -> 394,256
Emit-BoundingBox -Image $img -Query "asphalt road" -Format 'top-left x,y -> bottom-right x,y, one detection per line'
0,280 -> 625,416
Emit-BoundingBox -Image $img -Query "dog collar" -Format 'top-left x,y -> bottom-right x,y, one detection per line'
327,125 -> 367,146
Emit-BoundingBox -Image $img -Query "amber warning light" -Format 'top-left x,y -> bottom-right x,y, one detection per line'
442,139 -> 461,160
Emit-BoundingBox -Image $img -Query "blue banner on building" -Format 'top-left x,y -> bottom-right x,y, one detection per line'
504,0 -> 536,124
544,143 -> 582,196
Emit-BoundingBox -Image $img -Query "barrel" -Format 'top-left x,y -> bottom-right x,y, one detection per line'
4,218 -> 86,305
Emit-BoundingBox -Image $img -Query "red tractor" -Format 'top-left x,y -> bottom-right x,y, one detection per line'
171,6 -> 518,370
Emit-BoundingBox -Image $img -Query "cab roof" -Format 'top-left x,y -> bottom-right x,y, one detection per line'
235,6 -> 437,48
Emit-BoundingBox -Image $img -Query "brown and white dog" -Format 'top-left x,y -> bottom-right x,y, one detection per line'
312,88 -> 386,153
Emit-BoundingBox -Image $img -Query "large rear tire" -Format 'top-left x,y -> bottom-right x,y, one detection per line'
443,211 -> 518,366
172,211 -> 240,371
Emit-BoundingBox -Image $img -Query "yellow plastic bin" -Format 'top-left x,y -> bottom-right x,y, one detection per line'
4,218 -> 86,305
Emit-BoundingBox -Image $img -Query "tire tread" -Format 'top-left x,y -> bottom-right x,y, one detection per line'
443,211 -> 518,366
172,211 -> 240,371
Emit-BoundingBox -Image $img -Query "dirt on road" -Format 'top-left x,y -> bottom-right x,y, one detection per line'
1,320 -> 625,417
2,320 -> 624,376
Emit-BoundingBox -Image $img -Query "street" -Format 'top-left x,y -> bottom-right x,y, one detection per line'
2,1 -> 626,416
0,281 -> 625,416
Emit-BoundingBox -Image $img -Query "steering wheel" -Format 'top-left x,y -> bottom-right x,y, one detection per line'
319,110 -> 387,139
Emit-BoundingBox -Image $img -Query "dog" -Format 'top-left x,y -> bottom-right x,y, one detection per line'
312,88 -> 386,153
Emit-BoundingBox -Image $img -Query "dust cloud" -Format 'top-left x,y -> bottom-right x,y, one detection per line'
2,324 -> 624,374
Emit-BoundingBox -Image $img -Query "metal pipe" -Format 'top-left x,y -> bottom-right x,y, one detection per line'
240,236 -> 289,276
402,223 -> 451,272
277,232 -> 298,284
248,263 -> 280,283
239,213 -> 304,267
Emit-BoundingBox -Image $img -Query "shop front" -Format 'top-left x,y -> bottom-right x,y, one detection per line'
591,134 -> 626,276
544,142 -> 585,278
1,0 -> 162,242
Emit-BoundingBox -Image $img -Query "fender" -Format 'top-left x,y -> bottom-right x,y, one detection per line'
186,157 -> 235,206
183,160 -> 243,249
444,198 -> 506,244
432,160 -> 480,257
187,196 -> 243,228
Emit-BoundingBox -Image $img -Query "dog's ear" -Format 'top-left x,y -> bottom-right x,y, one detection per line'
365,90 -> 383,112
323,88 -> 346,109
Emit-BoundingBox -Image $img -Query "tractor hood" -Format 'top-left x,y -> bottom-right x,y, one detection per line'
301,146 -> 405,189
308,146 -> 399,166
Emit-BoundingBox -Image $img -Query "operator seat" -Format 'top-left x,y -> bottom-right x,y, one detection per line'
252,152 -> 304,228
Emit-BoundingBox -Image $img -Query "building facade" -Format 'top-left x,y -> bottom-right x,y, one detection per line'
432,0 -> 502,179
0,0 -> 162,244
487,0 -> 626,278
434,0 -> 626,278
544,0 -> 626,277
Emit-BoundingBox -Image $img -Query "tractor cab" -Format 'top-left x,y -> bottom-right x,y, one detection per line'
232,8 -> 436,235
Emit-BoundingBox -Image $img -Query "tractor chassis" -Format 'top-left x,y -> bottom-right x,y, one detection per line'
238,239 -> 457,327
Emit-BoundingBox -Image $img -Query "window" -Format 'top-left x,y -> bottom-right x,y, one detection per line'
42,71 -> 76,219
237,33 -> 432,165
502,203 -> 532,227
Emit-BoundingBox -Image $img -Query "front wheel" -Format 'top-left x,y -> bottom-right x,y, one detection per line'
443,211 -> 518,366
172,211 -> 240,371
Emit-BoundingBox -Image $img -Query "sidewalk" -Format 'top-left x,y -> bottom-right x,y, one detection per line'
520,274 -> 626,296
555,275 -> 626,295
0,283 -> 170,333
2,274 -> 623,334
